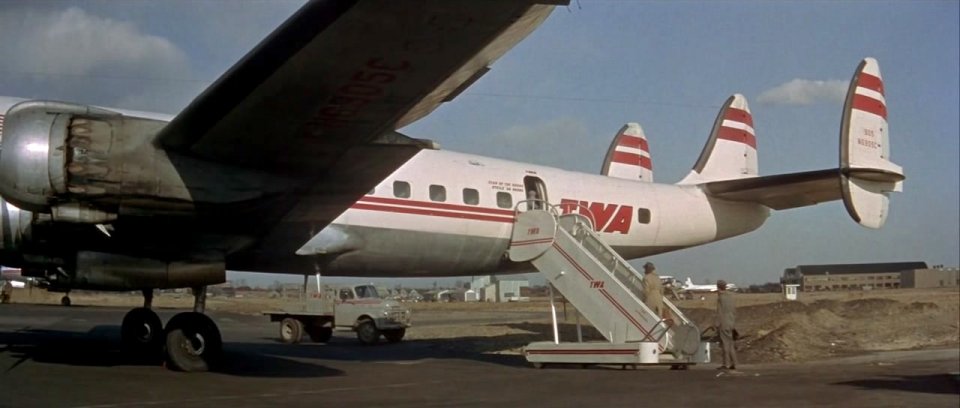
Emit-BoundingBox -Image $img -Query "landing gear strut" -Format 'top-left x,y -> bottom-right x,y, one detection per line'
163,286 -> 222,372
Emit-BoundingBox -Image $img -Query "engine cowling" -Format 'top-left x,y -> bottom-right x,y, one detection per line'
0,196 -> 33,255
33,251 -> 226,291
0,101 -> 179,222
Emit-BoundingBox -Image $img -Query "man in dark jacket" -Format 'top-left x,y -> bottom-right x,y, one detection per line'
716,279 -> 737,370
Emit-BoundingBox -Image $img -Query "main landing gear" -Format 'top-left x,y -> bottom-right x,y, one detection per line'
119,287 -> 222,372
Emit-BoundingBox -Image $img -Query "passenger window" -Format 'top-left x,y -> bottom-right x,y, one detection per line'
637,208 -> 651,224
393,181 -> 410,198
463,188 -> 479,205
496,192 -> 513,209
429,185 -> 446,202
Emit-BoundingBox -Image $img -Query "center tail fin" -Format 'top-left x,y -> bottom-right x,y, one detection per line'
678,94 -> 758,184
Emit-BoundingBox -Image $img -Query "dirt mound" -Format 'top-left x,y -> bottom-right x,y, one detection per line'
734,298 -> 958,363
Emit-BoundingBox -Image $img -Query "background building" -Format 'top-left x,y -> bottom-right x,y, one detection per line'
779,262 -> 957,291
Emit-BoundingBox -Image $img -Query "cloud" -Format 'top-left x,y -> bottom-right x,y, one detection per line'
0,6 -> 192,112
757,79 -> 847,105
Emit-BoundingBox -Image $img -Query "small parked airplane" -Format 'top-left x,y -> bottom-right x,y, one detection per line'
681,277 -> 736,293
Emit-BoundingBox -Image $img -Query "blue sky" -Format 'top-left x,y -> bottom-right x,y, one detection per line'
0,1 -> 957,287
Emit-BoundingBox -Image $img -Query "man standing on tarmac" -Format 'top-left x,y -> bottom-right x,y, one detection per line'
716,279 -> 738,370
642,262 -> 664,319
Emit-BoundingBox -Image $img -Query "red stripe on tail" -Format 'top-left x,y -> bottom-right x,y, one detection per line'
617,134 -> 649,152
851,94 -> 887,119
611,151 -> 652,170
857,73 -> 884,95
724,107 -> 754,128
717,126 -> 757,148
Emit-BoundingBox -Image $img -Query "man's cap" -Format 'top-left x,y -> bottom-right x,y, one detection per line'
643,262 -> 655,269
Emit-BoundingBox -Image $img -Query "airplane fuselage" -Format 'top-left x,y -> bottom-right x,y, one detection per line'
280,149 -> 770,277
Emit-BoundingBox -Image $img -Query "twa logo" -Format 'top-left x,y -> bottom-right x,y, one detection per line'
560,199 -> 633,234
590,281 -> 605,289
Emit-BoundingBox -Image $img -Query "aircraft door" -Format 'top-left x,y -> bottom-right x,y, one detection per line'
523,176 -> 548,210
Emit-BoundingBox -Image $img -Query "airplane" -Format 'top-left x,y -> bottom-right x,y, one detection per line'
681,277 -> 736,293
0,0 -> 903,372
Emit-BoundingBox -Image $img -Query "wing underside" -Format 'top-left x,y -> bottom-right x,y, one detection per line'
157,0 -> 563,174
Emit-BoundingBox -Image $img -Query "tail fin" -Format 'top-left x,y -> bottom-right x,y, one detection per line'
679,94 -> 758,184
601,123 -> 653,182
684,277 -> 693,287
840,58 -> 904,228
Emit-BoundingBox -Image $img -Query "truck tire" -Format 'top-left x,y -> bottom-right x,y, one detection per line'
356,319 -> 380,345
306,326 -> 333,343
382,328 -> 406,343
279,318 -> 303,344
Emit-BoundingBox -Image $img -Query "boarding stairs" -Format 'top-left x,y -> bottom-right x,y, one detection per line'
509,202 -> 705,367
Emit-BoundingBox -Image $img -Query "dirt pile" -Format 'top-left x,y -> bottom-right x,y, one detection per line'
688,298 -> 960,363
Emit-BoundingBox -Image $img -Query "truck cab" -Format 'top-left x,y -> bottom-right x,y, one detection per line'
334,284 -> 411,344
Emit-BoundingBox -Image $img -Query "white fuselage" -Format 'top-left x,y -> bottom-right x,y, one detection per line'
294,149 -> 770,277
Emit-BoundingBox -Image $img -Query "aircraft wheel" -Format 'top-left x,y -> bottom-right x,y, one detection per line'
382,328 -> 406,343
306,326 -> 333,343
164,312 -> 222,372
356,319 -> 380,345
279,318 -> 303,344
121,307 -> 164,357
61,296 -> 71,306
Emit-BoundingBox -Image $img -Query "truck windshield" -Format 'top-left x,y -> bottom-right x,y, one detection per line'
354,285 -> 379,299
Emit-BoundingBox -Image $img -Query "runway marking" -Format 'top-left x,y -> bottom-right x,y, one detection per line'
72,380 -> 445,408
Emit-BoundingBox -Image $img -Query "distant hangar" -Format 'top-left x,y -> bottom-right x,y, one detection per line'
781,262 -> 959,291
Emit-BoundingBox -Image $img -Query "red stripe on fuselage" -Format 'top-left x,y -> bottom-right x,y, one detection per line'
351,203 -> 515,223
610,151 -> 653,170
358,196 -> 515,216
717,126 -> 757,149
724,107 -> 753,128
617,134 -> 649,152
857,72 -> 884,95
851,94 -> 887,119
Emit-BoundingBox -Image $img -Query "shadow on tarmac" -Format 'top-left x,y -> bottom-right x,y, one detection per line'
835,374 -> 960,395
0,327 -> 344,379
243,320 -> 609,368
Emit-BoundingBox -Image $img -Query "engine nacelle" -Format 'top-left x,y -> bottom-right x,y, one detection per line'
0,101 -> 185,221
55,251 -> 226,291
0,197 -> 34,255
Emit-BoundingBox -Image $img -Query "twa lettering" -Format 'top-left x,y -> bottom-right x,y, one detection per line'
559,199 -> 633,234
590,281 -> 605,289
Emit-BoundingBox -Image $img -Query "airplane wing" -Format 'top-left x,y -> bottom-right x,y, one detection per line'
701,169 -> 841,210
157,0 -> 561,174
149,0 -> 564,249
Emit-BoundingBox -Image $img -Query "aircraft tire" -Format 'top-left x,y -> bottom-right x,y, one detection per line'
355,319 -> 380,345
61,296 -> 71,306
382,328 -> 405,343
279,318 -> 304,344
306,326 -> 333,343
164,312 -> 222,372
121,307 -> 164,357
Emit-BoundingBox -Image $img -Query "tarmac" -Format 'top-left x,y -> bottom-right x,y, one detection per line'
0,303 -> 957,408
